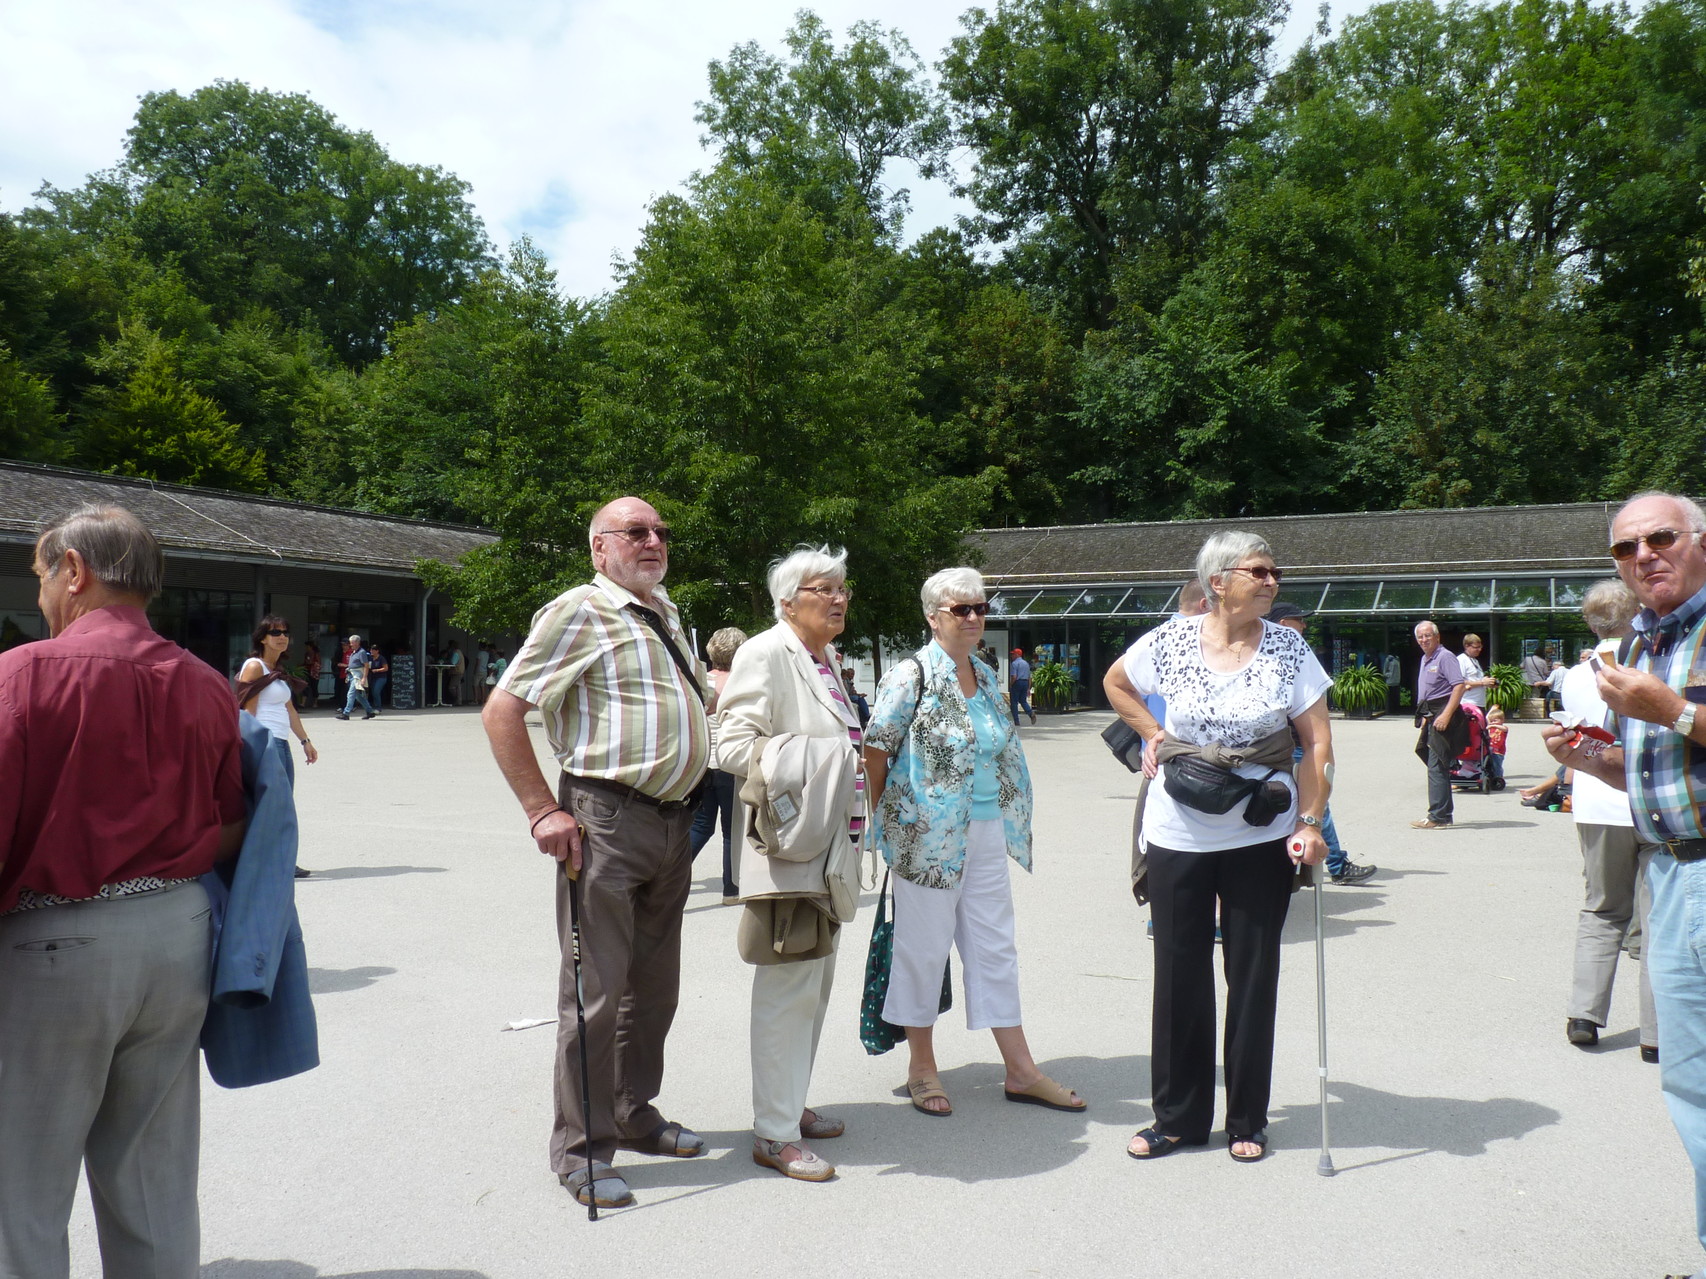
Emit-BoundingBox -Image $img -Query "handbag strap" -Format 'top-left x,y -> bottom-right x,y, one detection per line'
626,602 -> 704,703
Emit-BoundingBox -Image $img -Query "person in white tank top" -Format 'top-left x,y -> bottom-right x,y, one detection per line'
237,614 -> 319,772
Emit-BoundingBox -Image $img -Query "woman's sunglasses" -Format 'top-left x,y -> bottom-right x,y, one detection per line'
941,602 -> 990,618
1609,528 -> 1698,561
1228,565 -> 1283,584
266,629 -> 290,637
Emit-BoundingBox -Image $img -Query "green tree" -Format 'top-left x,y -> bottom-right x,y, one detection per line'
941,0 -> 1285,332
0,344 -> 65,462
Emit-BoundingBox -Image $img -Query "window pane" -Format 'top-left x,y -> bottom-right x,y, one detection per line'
1552,577 -> 1607,609
1068,589 -> 1131,615
1123,588 -> 1178,616
1376,581 -> 1435,611
987,592 -> 1036,619
1436,579 -> 1491,611
1318,582 -> 1378,611
1495,579 -> 1551,610
1020,591 -> 1078,617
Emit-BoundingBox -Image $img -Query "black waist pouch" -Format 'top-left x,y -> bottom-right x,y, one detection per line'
1164,757 -> 1290,827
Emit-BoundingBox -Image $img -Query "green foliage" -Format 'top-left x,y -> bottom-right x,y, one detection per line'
1332,661 -> 1388,712
1488,663 -> 1529,711
0,344 -> 65,462
1029,659 -> 1075,709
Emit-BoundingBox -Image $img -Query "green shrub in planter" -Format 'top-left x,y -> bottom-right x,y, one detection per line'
1488,664 -> 1527,712
1030,660 -> 1075,711
1332,662 -> 1388,714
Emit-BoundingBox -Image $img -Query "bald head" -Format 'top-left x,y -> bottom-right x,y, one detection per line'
590,496 -> 669,602
1612,491 -> 1706,617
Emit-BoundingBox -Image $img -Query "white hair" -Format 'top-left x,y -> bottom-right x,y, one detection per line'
768,545 -> 848,621
921,566 -> 985,618
1196,530 -> 1272,600
1619,490 -> 1706,534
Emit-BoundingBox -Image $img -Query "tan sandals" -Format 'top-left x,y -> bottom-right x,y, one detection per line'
1003,1074 -> 1086,1112
906,1074 -> 952,1117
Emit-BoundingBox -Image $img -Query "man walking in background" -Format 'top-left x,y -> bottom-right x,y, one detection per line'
1009,647 -> 1035,725
0,505 -> 246,1278
337,633 -> 375,720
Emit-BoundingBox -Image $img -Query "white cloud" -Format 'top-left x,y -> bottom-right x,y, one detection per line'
0,0 -> 1371,300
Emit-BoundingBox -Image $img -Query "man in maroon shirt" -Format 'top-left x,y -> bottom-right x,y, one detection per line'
0,505 -> 246,1279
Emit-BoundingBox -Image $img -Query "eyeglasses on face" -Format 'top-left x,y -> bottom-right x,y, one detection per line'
1609,528 -> 1697,561
265,629 -> 290,637
1228,565 -> 1283,584
597,524 -> 672,546
796,584 -> 853,602
941,602 -> 990,618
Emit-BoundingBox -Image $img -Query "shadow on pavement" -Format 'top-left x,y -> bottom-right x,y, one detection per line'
1280,892 -> 1395,944
204,1265 -> 489,1279
306,965 -> 397,994
1263,1079 -> 1560,1172
298,866 -> 447,880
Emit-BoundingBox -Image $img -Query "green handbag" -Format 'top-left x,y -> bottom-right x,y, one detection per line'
859,871 -> 951,1056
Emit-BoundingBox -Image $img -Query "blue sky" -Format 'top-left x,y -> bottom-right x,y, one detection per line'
0,0 -> 1372,301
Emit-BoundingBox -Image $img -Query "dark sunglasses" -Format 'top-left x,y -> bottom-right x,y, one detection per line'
1609,528 -> 1696,561
941,602 -> 991,618
1228,565 -> 1283,584
265,629 -> 290,637
597,524 -> 671,545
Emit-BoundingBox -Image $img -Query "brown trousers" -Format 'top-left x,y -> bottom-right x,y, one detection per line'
551,776 -> 695,1171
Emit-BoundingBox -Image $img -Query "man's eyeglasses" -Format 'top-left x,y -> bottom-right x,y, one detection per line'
1609,528 -> 1698,561
1228,565 -> 1283,584
597,524 -> 672,546
797,585 -> 853,602
265,629 -> 290,637
941,602 -> 990,618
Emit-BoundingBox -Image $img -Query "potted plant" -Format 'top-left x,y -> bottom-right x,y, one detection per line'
1030,660 -> 1075,712
1331,661 -> 1388,718
1487,663 -> 1527,713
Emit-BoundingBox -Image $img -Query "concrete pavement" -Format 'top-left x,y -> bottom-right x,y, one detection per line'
63,707 -> 1695,1278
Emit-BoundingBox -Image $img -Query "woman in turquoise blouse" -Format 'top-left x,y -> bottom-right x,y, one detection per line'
864,566 -> 1085,1119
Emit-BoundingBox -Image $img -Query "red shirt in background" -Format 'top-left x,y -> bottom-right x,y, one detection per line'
1487,724 -> 1509,756
0,604 -> 246,912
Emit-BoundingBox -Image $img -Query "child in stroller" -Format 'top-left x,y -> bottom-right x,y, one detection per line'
1450,702 -> 1498,793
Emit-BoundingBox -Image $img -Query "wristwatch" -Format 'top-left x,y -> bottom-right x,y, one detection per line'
1674,702 -> 1697,739
1298,814 -> 1321,828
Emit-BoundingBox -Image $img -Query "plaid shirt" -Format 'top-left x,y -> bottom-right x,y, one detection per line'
1621,578 -> 1706,845
498,574 -> 710,803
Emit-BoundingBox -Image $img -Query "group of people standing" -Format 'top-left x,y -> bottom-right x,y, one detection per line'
478,496 -> 1334,1207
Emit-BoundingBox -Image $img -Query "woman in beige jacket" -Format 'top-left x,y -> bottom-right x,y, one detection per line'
716,545 -> 864,1184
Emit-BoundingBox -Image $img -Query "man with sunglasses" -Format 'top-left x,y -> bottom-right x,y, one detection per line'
482,496 -> 712,1210
1411,620 -> 1467,830
1543,492 -> 1706,1279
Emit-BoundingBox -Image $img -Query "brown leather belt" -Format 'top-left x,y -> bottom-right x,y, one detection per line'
569,775 -> 702,815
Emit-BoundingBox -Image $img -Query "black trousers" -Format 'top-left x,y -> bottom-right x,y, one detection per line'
1147,838 -> 1295,1142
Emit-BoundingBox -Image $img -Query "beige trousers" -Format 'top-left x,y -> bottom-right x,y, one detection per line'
750,948 -> 839,1142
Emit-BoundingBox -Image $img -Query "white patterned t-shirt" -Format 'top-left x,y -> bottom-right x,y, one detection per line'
1123,614 -> 1331,852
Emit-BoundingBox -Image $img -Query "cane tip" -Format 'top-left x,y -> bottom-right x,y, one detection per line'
1316,1159 -> 1337,1177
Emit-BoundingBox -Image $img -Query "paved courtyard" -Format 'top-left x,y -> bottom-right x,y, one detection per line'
65,707 -> 1695,1278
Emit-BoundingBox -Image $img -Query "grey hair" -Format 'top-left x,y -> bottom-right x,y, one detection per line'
921,566 -> 985,618
36,505 -> 165,601
706,626 -> 749,670
1619,490 -> 1706,534
1196,530 -> 1273,600
768,545 -> 848,621
1581,578 -> 1639,638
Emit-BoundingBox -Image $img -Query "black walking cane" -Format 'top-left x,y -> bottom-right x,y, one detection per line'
563,860 -> 599,1220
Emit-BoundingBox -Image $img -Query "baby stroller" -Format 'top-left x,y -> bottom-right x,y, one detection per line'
1450,703 -> 1494,794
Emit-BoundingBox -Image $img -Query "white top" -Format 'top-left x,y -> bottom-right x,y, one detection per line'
1560,640 -> 1633,828
1123,615 -> 1332,852
1457,652 -> 1487,707
240,658 -> 293,742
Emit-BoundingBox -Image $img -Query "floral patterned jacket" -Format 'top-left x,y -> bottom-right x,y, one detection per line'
865,640 -> 1033,889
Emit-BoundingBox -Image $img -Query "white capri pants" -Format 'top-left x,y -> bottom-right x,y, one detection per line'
883,818 -> 1022,1029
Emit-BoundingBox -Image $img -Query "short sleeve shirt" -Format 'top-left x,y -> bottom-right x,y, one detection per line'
1122,615 -> 1331,852
1457,653 -> 1487,707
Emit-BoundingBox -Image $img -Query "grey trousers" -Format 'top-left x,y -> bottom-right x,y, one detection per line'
1570,822 -> 1658,1043
750,950 -> 838,1143
1425,727 -> 1456,823
551,777 -> 694,1171
0,881 -> 212,1279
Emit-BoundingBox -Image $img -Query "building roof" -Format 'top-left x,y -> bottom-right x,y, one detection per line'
970,503 -> 1626,586
0,462 -> 494,575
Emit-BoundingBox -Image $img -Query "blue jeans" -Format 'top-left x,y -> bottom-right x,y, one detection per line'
370,675 -> 387,708
343,682 -> 374,716
1010,680 -> 1033,725
1291,746 -> 1348,875
1648,851 -> 1706,1258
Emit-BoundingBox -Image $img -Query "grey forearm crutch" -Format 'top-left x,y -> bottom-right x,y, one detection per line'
1314,866 -> 1336,1177
565,863 -> 599,1219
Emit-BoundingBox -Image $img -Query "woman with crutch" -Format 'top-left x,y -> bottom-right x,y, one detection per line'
1104,530 -> 1333,1163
